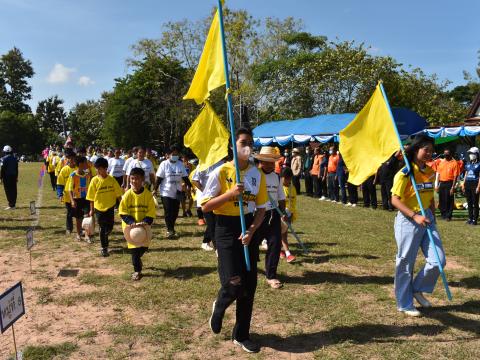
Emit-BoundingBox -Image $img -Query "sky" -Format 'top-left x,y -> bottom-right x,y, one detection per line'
1,0 -> 479,112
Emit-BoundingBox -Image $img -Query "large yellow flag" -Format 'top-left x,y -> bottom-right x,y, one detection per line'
339,84 -> 399,185
184,102 -> 229,171
183,10 -> 226,104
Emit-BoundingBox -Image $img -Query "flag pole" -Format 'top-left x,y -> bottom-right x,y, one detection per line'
379,82 -> 452,300
217,0 -> 251,271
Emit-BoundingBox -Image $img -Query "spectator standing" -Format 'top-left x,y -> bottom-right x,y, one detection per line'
462,147 -> 480,225
303,146 -> 314,196
435,149 -> 459,221
291,148 -> 302,195
1,145 -> 18,210
326,146 -> 339,202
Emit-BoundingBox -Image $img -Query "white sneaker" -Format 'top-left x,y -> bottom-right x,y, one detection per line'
4,206 -> 15,210
261,239 -> 268,250
351,204 -> 357,207
332,200 -> 337,203
398,308 -> 421,317
320,196 -> 326,201
413,292 -> 432,308
345,203 -> 352,206
201,242 -> 214,251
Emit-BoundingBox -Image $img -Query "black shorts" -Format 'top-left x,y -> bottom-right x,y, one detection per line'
72,198 -> 90,219
95,207 -> 115,226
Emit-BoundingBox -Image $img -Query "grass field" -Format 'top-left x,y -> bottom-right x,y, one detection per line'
1,162 -> 480,360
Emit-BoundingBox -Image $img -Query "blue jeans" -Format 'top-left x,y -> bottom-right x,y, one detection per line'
394,209 -> 446,310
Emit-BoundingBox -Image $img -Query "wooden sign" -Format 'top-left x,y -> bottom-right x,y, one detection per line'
29,201 -> 36,215
0,282 -> 25,333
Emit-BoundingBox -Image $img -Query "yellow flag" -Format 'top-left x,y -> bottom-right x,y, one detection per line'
184,102 -> 229,171
339,84 -> 399,185
183,10 -> 226,104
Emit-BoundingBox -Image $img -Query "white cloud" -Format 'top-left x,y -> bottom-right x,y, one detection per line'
47,63 -> 76,84
78,76 -> 95,87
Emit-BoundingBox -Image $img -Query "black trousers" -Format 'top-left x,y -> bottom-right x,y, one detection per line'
256,210 -> 281,279
338,176 -> 347,204
65,202 -> 74,232
304,173 -> 313,196
327,173 -> 339,201
214,214 -> 259,342
362,176 -> 377,208
292,175 -> 301,195
347,182 -> 358,204
203,211 -> 216,245
95,207 -> 115,249
3,176 -> 17,207
313,176 -> 321,197
114,176 -> 123,187
161,196 -> 180,232
439,181 -> 454,219
49,172 -> 57,190
465,181 -> 479,222
131,247 -> 148,272
380,178 -> 394,210
196,207 -> 204,220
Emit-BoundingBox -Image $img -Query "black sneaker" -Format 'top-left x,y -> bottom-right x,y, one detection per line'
209,301 -> 224,334
101,248 -> 109,257
233,338 -> 260,353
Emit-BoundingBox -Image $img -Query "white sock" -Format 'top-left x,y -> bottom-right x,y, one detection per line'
285,250 -> 291,257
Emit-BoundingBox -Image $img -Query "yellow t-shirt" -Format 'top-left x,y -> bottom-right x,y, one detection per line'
57,164 -> 77,203
55,157 -> 67,176
200,162 -> 268,216
87,175 -> 123,211
283,184 -> 297,222
391,163 -> 435,212
119,188 -> 156,248
47,155 -> 58,173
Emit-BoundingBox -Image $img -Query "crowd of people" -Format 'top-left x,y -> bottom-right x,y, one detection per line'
1,132 -> 478,353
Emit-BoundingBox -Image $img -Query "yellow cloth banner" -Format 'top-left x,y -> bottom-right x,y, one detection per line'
183,10 -> 226,104
184,102 -> 229,171
339,84 -> 399,185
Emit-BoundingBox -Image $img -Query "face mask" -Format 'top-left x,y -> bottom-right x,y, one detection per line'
306,150 -> 310,154
284,152 -> 288,156
238,146 -> 251,161
329,150 -> 333,155
170,155 -> 179,162
469,154 -> 477,161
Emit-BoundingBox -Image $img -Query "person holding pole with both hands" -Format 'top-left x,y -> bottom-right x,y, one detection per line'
201,128 -> 267,353
391,134 -> 446,317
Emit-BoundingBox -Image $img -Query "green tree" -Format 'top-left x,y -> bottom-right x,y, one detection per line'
35,95 -> 67,144
0,111 -> 43,154
103,56 -> 195,150
0,47 -> 34,114
67,100 -> 105,146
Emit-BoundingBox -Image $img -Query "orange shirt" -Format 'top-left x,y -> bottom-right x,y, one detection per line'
436,159 -> 459,182
327,154 -> 339,173
310,155 -> 322,176
457,159 -> 464,174
275,157 -> 285,175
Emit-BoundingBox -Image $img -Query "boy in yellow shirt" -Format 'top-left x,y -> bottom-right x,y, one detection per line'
57,149 -> 77,235
67,157 -> 92,241
87,158 -> 123,257
119,167 -> 156,281
280,167 -> 297,263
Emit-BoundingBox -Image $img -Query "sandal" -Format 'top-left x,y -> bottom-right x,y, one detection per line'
266,279 -> 283,289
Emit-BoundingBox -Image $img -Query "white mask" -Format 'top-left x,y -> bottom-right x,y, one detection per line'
238,146 -> 251,161
469,154 -> 477,161
170,155 -> 179,162
329,150 -> 333,155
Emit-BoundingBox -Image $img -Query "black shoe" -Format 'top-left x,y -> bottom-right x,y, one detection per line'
186,209 -> 193,217
182,211 -> 188,217
101,248 -> 109,257
472,221 -> 477,226
446,218 -> 451,222
233,338 -> 260,353
466,220 -> 472,225
209,301 -> 224,334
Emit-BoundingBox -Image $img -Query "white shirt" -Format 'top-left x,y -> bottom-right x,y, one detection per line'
192,160 -> 224,206
108,157 -> 125,178
126,158 -> 155,184
156,160 -> 187,199
262,170 -> 286,211
123,157 -> 134,173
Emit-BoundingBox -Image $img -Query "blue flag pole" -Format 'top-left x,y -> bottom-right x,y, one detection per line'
217,0 -> 251,271
379,82 -> 452,301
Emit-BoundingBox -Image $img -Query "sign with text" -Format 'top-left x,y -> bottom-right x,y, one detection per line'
0,282 -> 25,333
29,201 -> 36,215
26,229 -> 34,250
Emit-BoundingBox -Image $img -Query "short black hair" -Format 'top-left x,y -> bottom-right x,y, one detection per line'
235,127 -> 253,140
169,144 -> 181,153
76,156 -> 87,165
130,167 -> 145,178
64,149 -> 76,158
405,134 -> 434,163
281,167 -> 293,178
94,157 -> 109,169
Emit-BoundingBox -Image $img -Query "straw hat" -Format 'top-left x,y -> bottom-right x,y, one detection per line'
124,224 -> 152,247
254,146 -> 281,162
82,216 -> 95,236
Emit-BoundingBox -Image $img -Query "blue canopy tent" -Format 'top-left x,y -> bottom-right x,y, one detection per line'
253,107 -> 428,147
